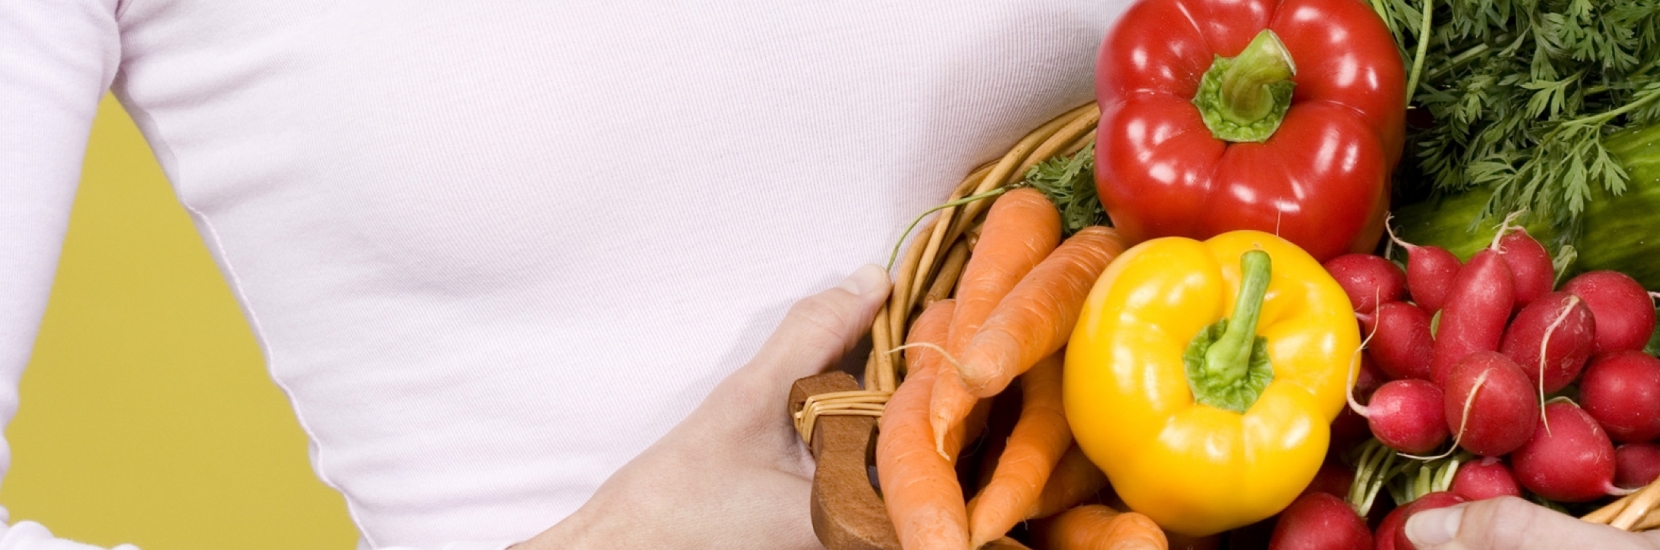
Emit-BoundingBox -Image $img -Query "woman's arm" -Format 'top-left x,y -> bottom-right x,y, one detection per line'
0,0 -> 138,548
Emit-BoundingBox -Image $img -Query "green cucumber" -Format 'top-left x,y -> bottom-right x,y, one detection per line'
1393,122 -> 1660,290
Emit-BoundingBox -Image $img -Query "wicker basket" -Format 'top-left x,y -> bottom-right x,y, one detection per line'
785,101 -> 1660,549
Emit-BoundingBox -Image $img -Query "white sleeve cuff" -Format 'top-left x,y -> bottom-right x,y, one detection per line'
0,519 -> 138,550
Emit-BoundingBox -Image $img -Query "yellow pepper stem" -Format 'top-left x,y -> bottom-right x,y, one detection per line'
1184,249 -> 1275,413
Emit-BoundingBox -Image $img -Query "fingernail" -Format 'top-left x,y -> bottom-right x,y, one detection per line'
836,264 -> 890,297
1406,506 -> 1461,548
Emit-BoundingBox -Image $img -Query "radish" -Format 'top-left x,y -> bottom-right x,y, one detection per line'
1387,223 -> 1463,315
1376,492 -> 1464,550
1615,443 -> 1660,490
1509,400 -> 1619,502
1325,253 -> 1407,314
1448,456 -> 1522,501
1443,351 -> 1539,456
1356,379 -> 1448,454
1266,492 -> 1372,550
1498,291 -> 1596,394
1429,249 -> 1515,387
1493,226 -> 1554,311
1579,350 -> 1660,442
1363,302 -> 1435,381
1562,271 -> 1657,354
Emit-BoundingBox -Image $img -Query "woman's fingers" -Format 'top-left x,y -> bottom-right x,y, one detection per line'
1407,496 -> 1660,550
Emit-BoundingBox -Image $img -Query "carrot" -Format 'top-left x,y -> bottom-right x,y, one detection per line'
966,353 -> 1072,547
959,225 -> 1127,397
877,299 -> 969,550
932,187 -> 1062,456
1031,445 -> 1110,519
1032,505 -> 1168,550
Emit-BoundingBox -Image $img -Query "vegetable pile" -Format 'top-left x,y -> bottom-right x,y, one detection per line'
853,0 -> 1660,547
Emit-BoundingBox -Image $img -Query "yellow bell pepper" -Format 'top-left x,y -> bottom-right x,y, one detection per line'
1064,230 -> 1359,537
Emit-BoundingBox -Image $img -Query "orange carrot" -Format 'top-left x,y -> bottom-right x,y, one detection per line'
1032,505 -> 1168,550
932,187 -> 1061,456
966,353 -> 1072,547
959,225 -> 1126,397
877,299 -> 969,550
1031,445 -> 1110,519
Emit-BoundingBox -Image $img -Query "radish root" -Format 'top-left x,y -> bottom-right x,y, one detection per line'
1344,295 -> 1384,418
1487,211 -> 1526,252
1403,369 -> 1491,461
1534,296 -> 1580,436
1384,214 -> 1419,257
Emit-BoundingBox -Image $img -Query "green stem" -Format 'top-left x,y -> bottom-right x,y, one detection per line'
1425,41 -> 1491,81
1192,30 -> 1298,143
1183,249 -> 1277,413
1202,250 -> 1272,382
1405,0 -> 1433,97
1219,32 -> 1297,125
1568,85 -> 1660,127
885,187 -> 1009,271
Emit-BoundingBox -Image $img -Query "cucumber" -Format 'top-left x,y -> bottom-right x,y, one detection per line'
1393,122 -> 1660,290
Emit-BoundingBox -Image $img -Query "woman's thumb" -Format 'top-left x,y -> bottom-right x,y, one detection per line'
749,264 -> 891,386
1406,496 -> 1660,550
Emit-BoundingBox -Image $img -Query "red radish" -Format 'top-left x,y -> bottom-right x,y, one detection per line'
1510,401 -> 1619,502
1562,271 -> 1657,353
1615,443 -> 1660,490
1359,379 -> 1448,454
1579,350 -> 1660,442
1362,302 -> 1435,381
1266,492 -> 1372,550
1448,457 -> 1522,501
1376,492 -> 1464,550
1387,223 -> 1464,315
1429,249 -> 1515,387
1326,253 -> 1408,314
1443,352 -> 1539,457
1493,226 -> 1554,311
1498,292 -> 1596,394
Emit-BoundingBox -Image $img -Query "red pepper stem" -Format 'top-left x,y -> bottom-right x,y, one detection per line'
1203,250 -> 1272,385
1219,30 -> 1297,125
1192,29 -> 1298,143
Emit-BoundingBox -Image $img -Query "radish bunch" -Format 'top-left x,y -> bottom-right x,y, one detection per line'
1327,221 -> 1660,507
1262,222 -> 1660,549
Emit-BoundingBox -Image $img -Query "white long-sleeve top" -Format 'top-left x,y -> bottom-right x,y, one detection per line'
0,1 -> 1129,548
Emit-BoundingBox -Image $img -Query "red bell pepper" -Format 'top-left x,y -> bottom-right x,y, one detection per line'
1094,0 -> 1406,262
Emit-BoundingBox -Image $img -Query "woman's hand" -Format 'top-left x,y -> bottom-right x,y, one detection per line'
516,264 -> 892,549
1407,496 -> 1660,549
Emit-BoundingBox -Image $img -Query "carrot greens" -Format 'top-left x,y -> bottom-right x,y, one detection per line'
1373,0 -> 1660,230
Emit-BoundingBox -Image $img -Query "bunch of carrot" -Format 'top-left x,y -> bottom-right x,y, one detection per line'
874,188 -> 1167,550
